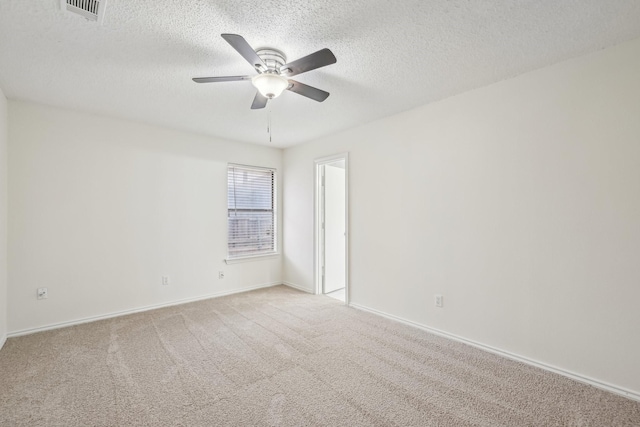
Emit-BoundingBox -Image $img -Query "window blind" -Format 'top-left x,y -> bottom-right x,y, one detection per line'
227,165 -> 276,258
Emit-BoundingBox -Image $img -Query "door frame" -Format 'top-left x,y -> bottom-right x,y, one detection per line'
314,153 -> 349,304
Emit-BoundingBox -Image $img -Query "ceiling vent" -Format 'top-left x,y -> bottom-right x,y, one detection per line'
60,0 -> 108,24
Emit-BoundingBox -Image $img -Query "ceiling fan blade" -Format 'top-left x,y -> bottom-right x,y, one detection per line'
221,34 -> 267,72
192,76 -> 252,83
280,48 -> 337,77
287,80 -> 330,102
251,91 -> 268,109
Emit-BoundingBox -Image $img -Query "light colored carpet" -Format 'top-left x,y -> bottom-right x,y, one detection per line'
1,285 -> 638,426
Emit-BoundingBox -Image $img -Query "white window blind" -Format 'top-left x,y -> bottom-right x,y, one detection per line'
227,165 -> 276,258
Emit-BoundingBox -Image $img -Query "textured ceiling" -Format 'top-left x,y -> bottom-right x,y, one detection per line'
1,1 -> 640,148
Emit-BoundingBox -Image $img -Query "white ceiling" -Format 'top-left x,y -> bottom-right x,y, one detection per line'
1,1 -> 640,148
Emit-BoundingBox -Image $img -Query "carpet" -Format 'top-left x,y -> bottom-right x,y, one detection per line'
1,285 -> 638,426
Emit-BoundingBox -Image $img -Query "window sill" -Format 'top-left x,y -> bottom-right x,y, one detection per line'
224,253 -> 280,264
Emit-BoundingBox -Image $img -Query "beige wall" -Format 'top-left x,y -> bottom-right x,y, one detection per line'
283,37 -> 640,395
0,87 -> 7,348
8,101 -> 282,334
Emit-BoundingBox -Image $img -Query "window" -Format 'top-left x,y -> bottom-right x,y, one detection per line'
227,164 -> 276,259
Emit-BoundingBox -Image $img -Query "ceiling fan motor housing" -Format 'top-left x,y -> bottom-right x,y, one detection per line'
255,48 -> 287,73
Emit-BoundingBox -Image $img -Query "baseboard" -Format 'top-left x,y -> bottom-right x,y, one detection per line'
0,333 -> 6,351
282,281 -> 314,294
349,302 -> 640,403
7,282 -> 281,338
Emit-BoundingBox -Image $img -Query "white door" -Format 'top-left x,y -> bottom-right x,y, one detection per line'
322,162 -> 346,294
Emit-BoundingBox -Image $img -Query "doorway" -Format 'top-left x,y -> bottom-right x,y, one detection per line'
315,154 -> 348,304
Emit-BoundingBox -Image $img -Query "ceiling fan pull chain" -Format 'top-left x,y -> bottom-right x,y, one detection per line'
268,104 -> 272,143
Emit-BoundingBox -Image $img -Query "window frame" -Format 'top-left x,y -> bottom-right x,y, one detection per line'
225,163 -> 278,262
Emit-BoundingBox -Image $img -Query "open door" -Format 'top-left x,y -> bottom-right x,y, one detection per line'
316,154 -> 348,303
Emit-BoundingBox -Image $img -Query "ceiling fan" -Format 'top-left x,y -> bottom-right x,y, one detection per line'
193,34 -> 337,109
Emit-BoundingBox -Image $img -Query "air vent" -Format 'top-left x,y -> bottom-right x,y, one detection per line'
60,0 -> 108,24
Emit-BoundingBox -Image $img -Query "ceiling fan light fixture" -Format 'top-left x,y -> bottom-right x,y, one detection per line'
192,34 -> 336,109
251,73 -> 289,99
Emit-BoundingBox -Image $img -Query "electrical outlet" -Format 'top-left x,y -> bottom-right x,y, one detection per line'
37,287 -> 48,300
218,271 -> 225,279
435,294 -> 443,308
162,276 -> 170,286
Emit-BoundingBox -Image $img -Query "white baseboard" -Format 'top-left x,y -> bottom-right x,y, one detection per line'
349,302 -> 640,403
283,281 -> 314,293
0,333 -> 6,351
7,282 -> 281,338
